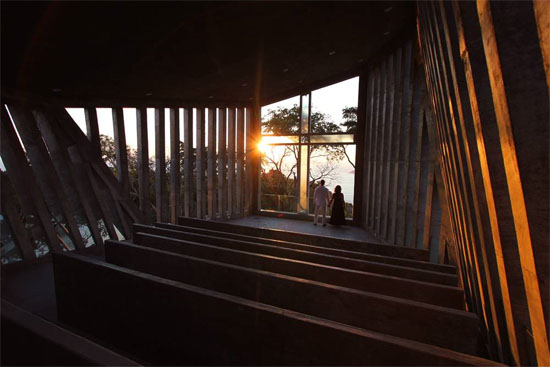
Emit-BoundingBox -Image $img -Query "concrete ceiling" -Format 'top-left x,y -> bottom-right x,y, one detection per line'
2,1 -> 415,105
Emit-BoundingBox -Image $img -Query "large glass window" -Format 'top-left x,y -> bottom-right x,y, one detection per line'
260,77 -> 358,219
260,144 -> 298,213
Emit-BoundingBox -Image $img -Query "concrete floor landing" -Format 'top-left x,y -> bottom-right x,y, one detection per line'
227,215 -> 383,244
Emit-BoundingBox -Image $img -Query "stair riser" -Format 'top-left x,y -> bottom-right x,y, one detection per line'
106,240 -> 478,354
138,225 -> 457,286
154,223 -> 457,274
178,217 -> 430,261
134,232 -> 465,309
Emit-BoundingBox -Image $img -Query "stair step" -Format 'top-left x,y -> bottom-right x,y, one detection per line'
136,224 -> 457,286
106,239 -> 479,354
155,222 -> 457,274
133,231 -> 465,309
178,217 -> 430,261
53,252 -> 501,366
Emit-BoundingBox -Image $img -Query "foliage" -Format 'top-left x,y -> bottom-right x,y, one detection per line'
260,104 -> 357,204
341,106 -> 358,133
262,107 -> 300,135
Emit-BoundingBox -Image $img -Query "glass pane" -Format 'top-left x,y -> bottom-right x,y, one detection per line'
0,214 -> 23,264
310,134 -> 355,144
260,145 -> 298,213
308,144 -> 356,219
260,136 -> 299,145
261,96 -> 300,135
310,77 -> 359,134
65,108 -> 87,135
301,94 -> 309,134
298,145 -> 309,213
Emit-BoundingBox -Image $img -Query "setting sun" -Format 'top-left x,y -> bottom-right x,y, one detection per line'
257,139 -> 269,154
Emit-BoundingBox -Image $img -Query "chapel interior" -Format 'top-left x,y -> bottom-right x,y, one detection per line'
1,1 -> 549,366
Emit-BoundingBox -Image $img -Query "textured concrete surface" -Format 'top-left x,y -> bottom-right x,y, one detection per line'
228,215 -> 384,244
1,260 -> 57,321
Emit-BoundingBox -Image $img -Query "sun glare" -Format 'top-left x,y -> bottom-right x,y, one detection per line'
258,139 -> 269,154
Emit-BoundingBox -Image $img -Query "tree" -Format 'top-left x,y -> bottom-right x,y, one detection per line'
261,104 -> 357,185
341,106 -> 357,133
260,104 -> 357,213
99,134 -> 156,218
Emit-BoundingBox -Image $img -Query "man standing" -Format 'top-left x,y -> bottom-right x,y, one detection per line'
313,180 -> 331,226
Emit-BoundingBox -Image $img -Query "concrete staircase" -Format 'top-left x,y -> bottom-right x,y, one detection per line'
50,218 -> 504,366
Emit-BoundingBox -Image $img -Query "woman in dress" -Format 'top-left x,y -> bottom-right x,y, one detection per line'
329,185 -> 346,226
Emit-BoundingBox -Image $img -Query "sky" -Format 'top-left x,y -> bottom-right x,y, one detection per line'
261,76 -> 359,129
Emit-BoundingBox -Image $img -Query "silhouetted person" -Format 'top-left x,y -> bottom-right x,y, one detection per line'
313,180 -> 331,226
329,185 -> 346,226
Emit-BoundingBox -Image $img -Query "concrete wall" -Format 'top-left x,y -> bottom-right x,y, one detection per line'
359,38 -> 448,262
417,1 -> 549,365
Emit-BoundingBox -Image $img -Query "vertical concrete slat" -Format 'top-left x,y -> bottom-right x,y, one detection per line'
84,107 -> 101,156
136,108 -> 152,223
196,108 -> 205,219
236,108 -> 245,215
422,108 -> 438,252
388,45 -> 405,244
112,108 -> 130,195
352,74 -> 367,225
369,66 -> 382,230
218,108 -> 227,219
381,53 -> 395,238
362,72 -> 375,228
364,68 -> 378,229
183,108 -> 193,218
155,108 -> 168,222
169,108 -> 180,223
227,108 -> 236,217
375,59 -> 388,235
251,105 -> 262,214
395,53 -> 418,246
395,48 -> 414,246
416,113 -> 432,249
207,108 -> 217,219
245,108 -> 254,215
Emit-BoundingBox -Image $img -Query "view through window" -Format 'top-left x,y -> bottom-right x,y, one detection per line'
260,77 -> 358,219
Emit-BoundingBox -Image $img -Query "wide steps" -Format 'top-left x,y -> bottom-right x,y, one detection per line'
178,217 -> 431,261
132,230 -> 465,309
156,222 -> 456,274
135,224 -> 458,286
53,252 -> 500,366
47,219 -> 501,365
105,239 -> 479,354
